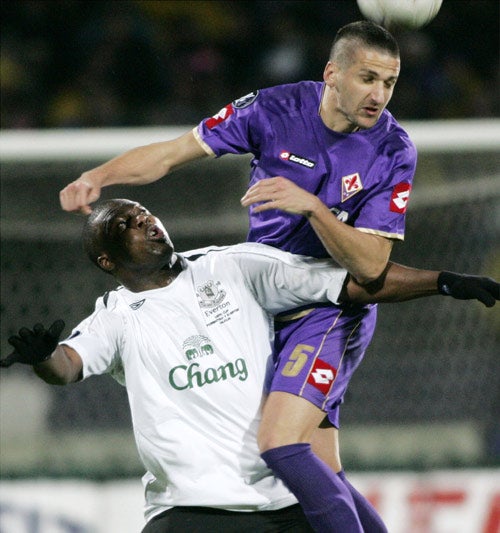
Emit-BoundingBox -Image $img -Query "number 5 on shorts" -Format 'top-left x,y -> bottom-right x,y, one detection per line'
281,344 -> 314,377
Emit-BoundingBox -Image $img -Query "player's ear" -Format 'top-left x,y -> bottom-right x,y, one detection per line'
323,61 -> 338,86
97,253 -> 115,273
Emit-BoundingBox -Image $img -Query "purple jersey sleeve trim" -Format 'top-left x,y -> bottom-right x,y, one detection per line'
356,227 -> 405,241
192,126 -> 216,157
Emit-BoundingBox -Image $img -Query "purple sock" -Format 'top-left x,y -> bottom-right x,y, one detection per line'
337,470 -> 388,533
261,443 -> 363,533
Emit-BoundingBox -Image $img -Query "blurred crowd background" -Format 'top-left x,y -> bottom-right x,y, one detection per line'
1,0 -> 499,130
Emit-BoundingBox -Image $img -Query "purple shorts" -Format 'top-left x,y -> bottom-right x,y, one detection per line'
269,304 -> 378,428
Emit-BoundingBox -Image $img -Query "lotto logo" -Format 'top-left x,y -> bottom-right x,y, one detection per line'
279,151 -> 316,168
390,182 -> 412,213
307,358 -> 337,395
205,104 -> 234,129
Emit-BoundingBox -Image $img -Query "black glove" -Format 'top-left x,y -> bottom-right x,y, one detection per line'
438,271 -> 499,308
0,320 -> 65,368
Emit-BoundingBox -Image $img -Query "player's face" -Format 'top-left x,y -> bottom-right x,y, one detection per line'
100,200 -> 174,271
324,46 -> 400,132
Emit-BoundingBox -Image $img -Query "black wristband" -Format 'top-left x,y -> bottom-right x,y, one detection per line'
437,271 -> 455,296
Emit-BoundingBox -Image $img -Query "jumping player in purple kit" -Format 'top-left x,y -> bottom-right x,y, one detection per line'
212,22 -> 409,532
59,21 -> 499,532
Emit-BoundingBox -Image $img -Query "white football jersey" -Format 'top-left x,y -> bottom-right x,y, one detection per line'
62,243 -> 347,520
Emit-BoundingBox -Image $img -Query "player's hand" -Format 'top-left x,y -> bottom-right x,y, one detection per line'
241,176 -> 320,216
59,176 -> 101,215
0,320 -> 65,368
438,271 -> 499,307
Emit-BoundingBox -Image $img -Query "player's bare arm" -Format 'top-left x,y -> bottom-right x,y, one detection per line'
60,130 -> 207,215
241,176 -> 392,284
343,263 -> 438,303
342,263 -> 499,307
33,345 -> 83,385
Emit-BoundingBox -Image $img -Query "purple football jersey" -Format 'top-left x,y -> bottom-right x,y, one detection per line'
197,81 -> 416,258
195,82 -> 417,424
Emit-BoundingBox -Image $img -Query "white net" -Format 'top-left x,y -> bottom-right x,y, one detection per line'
1,121 -> 499,475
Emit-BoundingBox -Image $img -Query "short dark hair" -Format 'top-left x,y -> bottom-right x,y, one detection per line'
330,20 -> 399,67
82,198 -> 133,271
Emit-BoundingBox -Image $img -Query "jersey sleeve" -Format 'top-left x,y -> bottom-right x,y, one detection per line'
355,141 -> 416,240
227,243 -> 348,314
194,91 -> 265,157
60,295 -> 125,384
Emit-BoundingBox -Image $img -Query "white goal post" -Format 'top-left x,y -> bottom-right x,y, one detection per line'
1,119 -> 499,218
1,119 -> 498,239
1,119 -> 500,161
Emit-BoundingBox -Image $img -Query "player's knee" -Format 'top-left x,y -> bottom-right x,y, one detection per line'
257,432 -> 285,454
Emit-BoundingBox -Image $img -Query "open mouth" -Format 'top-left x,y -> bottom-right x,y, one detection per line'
363,106 -> 379,116
148,224 -> 165,241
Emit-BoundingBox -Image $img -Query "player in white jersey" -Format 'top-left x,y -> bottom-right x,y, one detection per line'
2,198 -> 498,532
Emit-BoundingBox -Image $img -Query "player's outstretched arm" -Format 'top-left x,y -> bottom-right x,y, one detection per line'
0,320 -> 83,384
342,263 -> 499,307
241,176 -> 392,284
241,177 -> 499,306
60,130 -> 207,215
